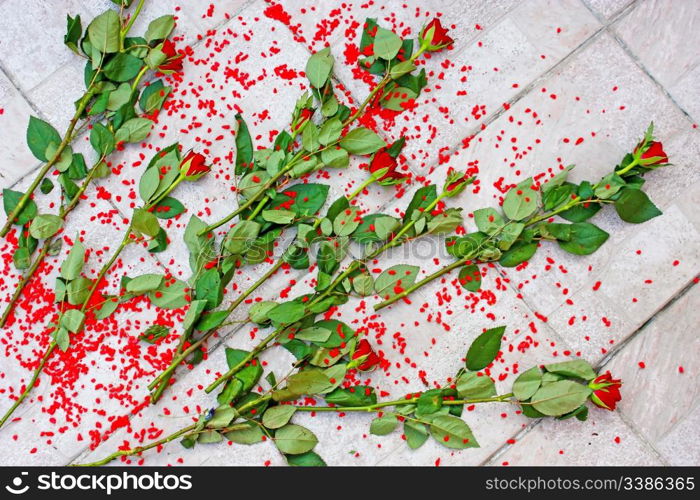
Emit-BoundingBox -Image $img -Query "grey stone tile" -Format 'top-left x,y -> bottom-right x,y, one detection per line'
584,0 -> 635,19
0,69 -> 38,187
603,283 -> 700,446
0,0 -> 88,92
656,402 -> 700,466
489,410 -> 662,465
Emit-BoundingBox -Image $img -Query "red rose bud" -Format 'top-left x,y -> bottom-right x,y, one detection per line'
351,339 -> 381,371
293,108 -> 314,132
588,371 -> 622,411
420,18 -> 454,52
442,168 -> 475,197
635,140 -> 668,167
369,143 -> 409,186
180,151 -> 209,180
158,39 -> 185,73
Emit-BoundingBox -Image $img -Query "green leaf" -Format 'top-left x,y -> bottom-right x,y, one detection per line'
115,117 -> 153,143
305,47 -> 334,88
195,310 -> 229,332
544,360 -> 596,381
531,380 -> 592,417
60,309 -> 85,334
153,197 -> 185,219
148,278 -> 188,309
373,26 -> 402,60
249,301 -> 277,324
390,60 -> 415,79
333,206 -> 360,236
286,369 -> 333,396
403,184 -> 437,223
499,241 -> 537,267
26,116 -> 61,162
224,423 -> 264,445
267,301 -> 305,325
456,371 -> 496,399
126,274 -> 163,295
274,424 -> 319,455
53,327 -> 70,352
340,127 -> 386,155
262,209 -> 296,225
370,414 -> 398,435
503,178 -> 538,221
3,189 -> 38,226
103,53 -> 144,82
430,415 -> 479,449
594,173 -> 626,199
295,326 -> 332,343
263,405 -> 297,429
325,386 -> 377,407
417,389 -> 443,415
286,451 -> 327,467
234,114 -> 254,175
139,324 -> 170,344
404,420 -> 429,449
352,272 -> 374,296
320,146 -> 349,168
557,222 -> 609,256
66,277 -> 93,305
466,325 -> 506,371
474,208 -> 504,235
374,264 -> 419,299
60,239 -> 86,281
132,208 -> 161,237
614,188 -> 662,224
427,208 -> 463,235
318,118 -> 343,146
95,297 -> 119,320
88,10 -> 120,54
29,214 -> 63,239
224,220 -> 261,255
513,366 -> 543,401
139,80 -> 171,113
64,14 -> 82,53
90,123 -> 115,156
458,264 -> 481,292
302,122 -> 319,151
269,184 -> 329,217
145,14 -> 175,42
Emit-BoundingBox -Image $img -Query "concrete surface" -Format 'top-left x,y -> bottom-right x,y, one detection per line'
0,0 -> 698,466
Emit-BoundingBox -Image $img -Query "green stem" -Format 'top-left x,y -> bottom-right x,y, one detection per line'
346,176 -> 376,203
292,393 -> 514,412
121,0 -> 146,40
614,156 -> 639,176
74,422 -> 197,467
0,342 -> 55,429
0,158 -> 104,328
0,95 -> 93,237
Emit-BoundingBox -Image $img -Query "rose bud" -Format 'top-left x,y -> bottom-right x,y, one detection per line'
369,138 -> 409,186
180,151 -> 210,180
419,18 -> 454,52
350,339 -> 381,371
158,39 -> 185,73
442,167 -> 475,197
292,108 -> 314,132
635,140 -> 668,167
588,371 -> 622,411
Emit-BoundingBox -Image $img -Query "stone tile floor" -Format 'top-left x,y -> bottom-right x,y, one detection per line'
0,0 -> 698,466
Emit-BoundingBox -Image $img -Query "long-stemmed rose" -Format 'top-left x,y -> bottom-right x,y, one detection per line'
78,323 -> 620,467
375,124 -> 669,310
0,1 -> 183,327
0,147 -> 211,429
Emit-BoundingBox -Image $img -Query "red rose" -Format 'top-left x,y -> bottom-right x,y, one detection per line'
588,371 -> 622,411
158,39 -> 184,73
635,140 -> 668,166
293,108 -> 314,132
352,339 -> 381,371
420,18 -> 454,52
369,149 -> 408,185
181,151 -> 209,178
